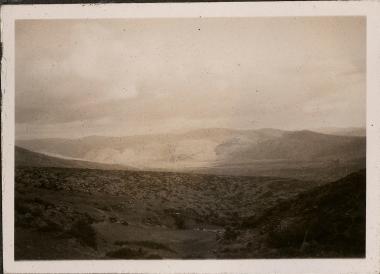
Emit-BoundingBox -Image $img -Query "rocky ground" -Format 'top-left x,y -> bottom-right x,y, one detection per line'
14,166 -> 365,259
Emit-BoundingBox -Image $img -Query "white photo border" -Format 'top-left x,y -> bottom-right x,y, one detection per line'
2,2 -> 380,274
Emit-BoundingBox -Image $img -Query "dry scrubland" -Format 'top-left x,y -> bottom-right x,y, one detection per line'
15,165 -> 365,259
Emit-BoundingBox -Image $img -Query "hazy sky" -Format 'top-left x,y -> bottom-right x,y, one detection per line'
16,17 -> 365,139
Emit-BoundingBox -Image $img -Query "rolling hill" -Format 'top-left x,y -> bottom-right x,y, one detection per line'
315,127 -> 366,137
217,130 -> 365,161
16,128 -> 365,180
15,146 -> 131,170
219,169 -> 366,258
14,131 -> 366,259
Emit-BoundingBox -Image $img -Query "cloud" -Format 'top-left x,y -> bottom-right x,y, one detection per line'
15,17 -> 366,139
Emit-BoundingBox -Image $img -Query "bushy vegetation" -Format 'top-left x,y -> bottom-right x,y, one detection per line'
246,170 -> 366,257
173,214 -> 186,230
15,165 -> 366,259
114,240 -> 174,253
222,226 -> 239,241
68,220 -> 97,249
106,247 -> 146,259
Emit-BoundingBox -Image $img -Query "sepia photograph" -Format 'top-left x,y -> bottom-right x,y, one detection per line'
13,16 -> 367,260
2,2 -> 380,274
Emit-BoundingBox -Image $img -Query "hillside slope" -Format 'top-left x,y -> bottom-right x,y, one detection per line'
17,129 -> 365,180
219,170 -> 366,258
15,165 -> 317,259
315,127 -> 366,137
15,146 -> 132,170
220,130 -> 365,161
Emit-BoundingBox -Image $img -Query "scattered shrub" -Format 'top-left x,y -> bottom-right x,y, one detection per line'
109,216 -> 118,223
106,247 -> 146,259
15,202 -> 29,215
145,254 -> 162,259
114,240 -> 174,252
267,221 -> 307,248
173,214 -> 186,230
121,220 -> 129,226
68,220 -> 97,249
36,219 -> 61,232
223,226 -> 239,241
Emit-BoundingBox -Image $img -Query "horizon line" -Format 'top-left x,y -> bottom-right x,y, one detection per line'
15,126 -> 366,141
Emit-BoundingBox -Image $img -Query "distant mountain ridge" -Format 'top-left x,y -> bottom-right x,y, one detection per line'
223,130 -> 365,161
315,127 -> 365,137
16,128 -> 365,180
16,128 -> 285,163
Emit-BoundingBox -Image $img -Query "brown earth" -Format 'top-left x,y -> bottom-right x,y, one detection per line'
15,166 -> 365,259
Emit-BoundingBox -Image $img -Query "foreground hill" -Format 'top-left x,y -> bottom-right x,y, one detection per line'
14,164 -> 365,259
16,128 -> 365,181
15,163 -> 324,259
218,169 -> 366,258
15,146 -> 131,170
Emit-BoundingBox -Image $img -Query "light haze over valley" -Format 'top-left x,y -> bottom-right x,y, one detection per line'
15,17 -> 366,260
